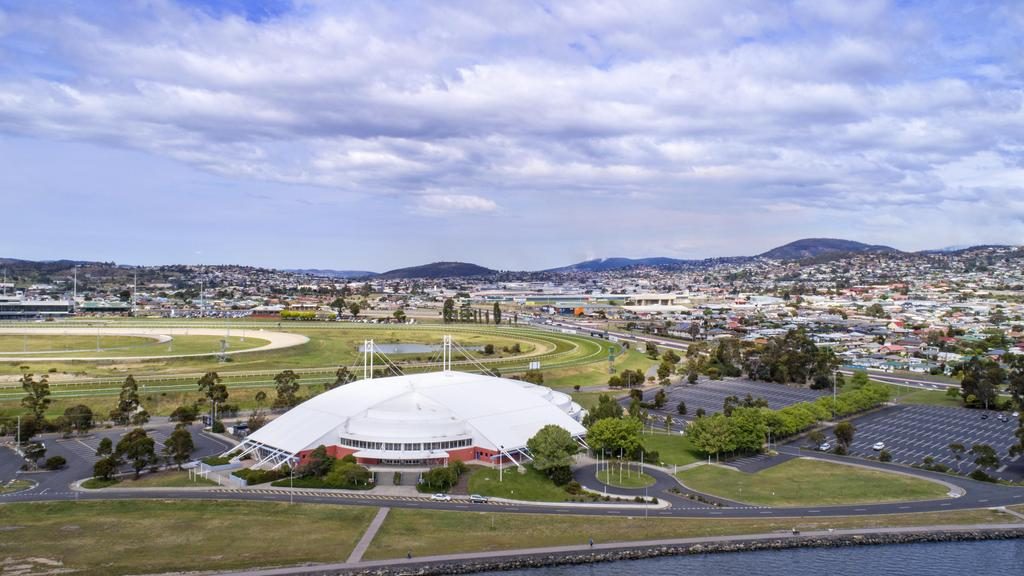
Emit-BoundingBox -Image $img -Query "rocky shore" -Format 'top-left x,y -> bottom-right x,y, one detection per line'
331,528 -> 1024,576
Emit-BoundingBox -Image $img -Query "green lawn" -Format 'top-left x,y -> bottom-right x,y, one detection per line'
363,507 -> 1016,560
467,465 -> 569,502
0,479 -> 33,494
0,501 -> 377,576
82,470 -> 217,489
121,470 -> 218,488
0,334 -> 152,353
596,468 -> 656,488
545,348 -> 655,390
676,459 -> 950,506
80,478 -> 120,489
642,432 -> 703,466
893,388 -> 963,408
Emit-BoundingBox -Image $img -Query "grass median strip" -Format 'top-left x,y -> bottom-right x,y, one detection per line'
676,458 -> 950,506
363,507 -> 1018,560
0,501 -> 377,576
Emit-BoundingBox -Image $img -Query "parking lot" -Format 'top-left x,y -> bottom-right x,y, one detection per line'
837,405 -> 1022,481
628,377 -> 826,432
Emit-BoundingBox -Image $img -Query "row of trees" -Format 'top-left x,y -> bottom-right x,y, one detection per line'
686,381 -> 893,460
93,425 -> 195,480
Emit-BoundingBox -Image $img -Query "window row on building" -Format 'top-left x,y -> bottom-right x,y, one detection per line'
339,437 -> 472,452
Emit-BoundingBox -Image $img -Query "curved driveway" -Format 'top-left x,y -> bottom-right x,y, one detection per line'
5,453 -> 1023,520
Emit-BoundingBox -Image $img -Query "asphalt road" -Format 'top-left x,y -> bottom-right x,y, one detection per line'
4,443 -> 1024,520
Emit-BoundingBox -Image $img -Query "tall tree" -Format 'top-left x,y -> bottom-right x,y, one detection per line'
110,374 -> 141,426
327,367 -> 354,391
493,302 -> 502,325
971,443 -> 1000,469
960,357 -> 1003,409
273,370 -> 302,408
441,297 -> 454,323
197,371 -> 228,422
582,394 -> 624,426
116,427 -> 158,479
20,373 -> 51,423
526,425 -> 578,475
833,421 -> 856,452
586,417 -> 643,458
60,404 -> 94,435
163,427 -> 195,469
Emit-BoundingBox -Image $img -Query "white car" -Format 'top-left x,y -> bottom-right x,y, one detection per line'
872,442 -> 885,451
1013,412 -> 1020,418
818,442 -> 832,451
430,493 -> 452,502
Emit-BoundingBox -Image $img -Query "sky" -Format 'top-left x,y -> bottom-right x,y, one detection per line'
1,0 -> 1023,272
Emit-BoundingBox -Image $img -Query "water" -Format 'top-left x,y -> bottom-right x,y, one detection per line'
358,343 -> 482,354
477,539 -> 1024,576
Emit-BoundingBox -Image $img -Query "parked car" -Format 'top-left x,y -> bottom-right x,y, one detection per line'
430,493 -> 452,502
469,494 -> 489,504
997,414 -> 1009,423
1012,412 -> 1020,418
872,442 -> 885,451
980,413 -> 989,420
818,442 -> 832,451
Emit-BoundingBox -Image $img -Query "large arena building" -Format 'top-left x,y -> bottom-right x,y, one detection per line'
234,371 -> 588,470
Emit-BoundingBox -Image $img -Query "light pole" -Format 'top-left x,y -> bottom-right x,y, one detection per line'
499,445 -> 503,483
290,463 -> 294,505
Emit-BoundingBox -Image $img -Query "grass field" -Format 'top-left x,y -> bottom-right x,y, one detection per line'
545,348 -> 655,390
362,507 -> 1017,560
0,500 -> 1017,572
467,465 -> 569,502
0,324 -> 563,377
880,382 -> 963,408
0,322 -> 612,419
596,468 -> 656,488
642,433 -> 703,466
0,501 -> 376,575
0,334 -> 154,353
676,459 -> 950,506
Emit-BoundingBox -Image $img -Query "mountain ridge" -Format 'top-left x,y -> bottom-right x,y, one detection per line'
376,261 -> 496,279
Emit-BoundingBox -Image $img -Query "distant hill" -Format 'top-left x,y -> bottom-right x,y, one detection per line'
920,244 -> 1013,255
285,268 -> 377,279
759,238 -> 901,260
546,257 -> 691,273
377,261 -> 495,279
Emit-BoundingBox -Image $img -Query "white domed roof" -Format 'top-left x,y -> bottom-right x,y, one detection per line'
246,371 -> 587,455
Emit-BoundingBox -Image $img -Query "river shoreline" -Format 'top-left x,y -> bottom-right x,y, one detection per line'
219,525 -> 1024,576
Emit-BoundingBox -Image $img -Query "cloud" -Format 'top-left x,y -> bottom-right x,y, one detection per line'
0,0 -> 1021,267
414,194 -> 498,215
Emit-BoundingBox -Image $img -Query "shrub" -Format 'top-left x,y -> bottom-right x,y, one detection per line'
969,469 -> 996,483
211,420 -> 225,433
393,471 -> 402,485
233,467 -> 288,485
325,460 -> 372,489
548,465 -> 573,486
564,480 -> 583,495
879,449 -> 892,462
44,455 -> 67,470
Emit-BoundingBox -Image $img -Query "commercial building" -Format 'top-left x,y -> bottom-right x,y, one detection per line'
235,371 -> 588,470
0,296 -> 73,320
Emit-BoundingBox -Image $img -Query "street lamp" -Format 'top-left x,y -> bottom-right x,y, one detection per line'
499,445 -> 504,483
